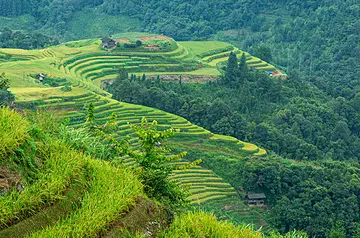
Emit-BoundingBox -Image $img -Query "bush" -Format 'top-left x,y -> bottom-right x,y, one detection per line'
0,73 -> 15,106
124,43 -> 137,48
126,118 -> 201,209
40,76 -> 70,87
60,85 -> 72,92
136,40 -> 142,47
0,89 -> 14,107
159,211 -> 308,238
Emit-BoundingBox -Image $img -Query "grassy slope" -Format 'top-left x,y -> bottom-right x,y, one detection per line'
0,108 -> 143,237
179,41 -> 233,55
0,33 -> 271,229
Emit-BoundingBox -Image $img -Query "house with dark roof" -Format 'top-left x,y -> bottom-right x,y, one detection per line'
38,73 -> 46,82
101,37 -> 116,50
246,193 -> 266,205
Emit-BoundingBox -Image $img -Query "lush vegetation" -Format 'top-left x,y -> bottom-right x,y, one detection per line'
0,107 -> 286,237
106,54 -> 360,162
159,211 -> 262,238
84,103 -> 198,210
0,108 -> 144,236
0,33 -> 275,236
185,147 -> 360,237
0,28 -> 59,49
0,0 -> 357,103
159,211 -> 308,238
104,48 -> 360,236
0,73 -> 14,106
0,3 -> 358,232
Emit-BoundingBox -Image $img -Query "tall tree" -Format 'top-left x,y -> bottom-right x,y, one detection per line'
238,53 -> 249,83
0,73 -> 9,90
116,67 -> 128,81
223,51 -> 239,86
127,118 -> 201,208
254,45 -> 273,63
0,73 -> 14,107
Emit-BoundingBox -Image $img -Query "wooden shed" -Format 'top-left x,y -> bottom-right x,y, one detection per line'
246,193 -> 266,206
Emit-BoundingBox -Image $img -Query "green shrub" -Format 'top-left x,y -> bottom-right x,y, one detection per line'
42,77 -> 70,87
126,118 -> 201,209
0,73 -> 15,106
60,85 -> 72,92
136,40 -> 142,47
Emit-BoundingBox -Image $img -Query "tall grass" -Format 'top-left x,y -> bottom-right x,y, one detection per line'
0,142 -> 86,228
29,160 -> 143,237
1,109 -> 144,237
0,108 -> 29,159
58,125 -> 117,161
158,211 -> 262,238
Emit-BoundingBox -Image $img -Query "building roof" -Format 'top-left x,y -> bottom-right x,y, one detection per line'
101,37 -> 115,43
246,193 -> 266,199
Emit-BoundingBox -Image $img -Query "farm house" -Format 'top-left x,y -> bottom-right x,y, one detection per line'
101,37 -> 116,50
246,193 -> 266,206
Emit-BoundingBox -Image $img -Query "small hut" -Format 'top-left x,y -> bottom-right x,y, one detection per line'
246,193 -> 266,206
101,37 -> 116,50
266,71 -> 273,76
38,73 -> 46,82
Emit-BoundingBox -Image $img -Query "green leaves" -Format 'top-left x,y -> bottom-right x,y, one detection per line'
86,103 -> 95,124
0,73 -> 9,90
127,117 -> 195,209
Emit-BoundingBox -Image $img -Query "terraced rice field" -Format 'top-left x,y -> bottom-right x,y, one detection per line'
0,33 -> 269,228
171,165 -> 237,204
179,41 -> 276,71
20,91 -> 265,207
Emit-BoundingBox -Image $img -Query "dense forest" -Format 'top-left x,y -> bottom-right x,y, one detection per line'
0,28 -> 58,49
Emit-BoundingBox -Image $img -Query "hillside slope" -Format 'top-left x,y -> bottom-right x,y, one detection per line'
0,33 -> 272,227
1,107 -> 278,237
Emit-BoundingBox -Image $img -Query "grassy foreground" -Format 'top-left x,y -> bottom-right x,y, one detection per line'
158,211 -> 262,238
0,108 -> 142,237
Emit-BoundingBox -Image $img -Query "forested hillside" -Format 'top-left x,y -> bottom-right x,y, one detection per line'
1,0 -> 358,80
1,0 -> 358,99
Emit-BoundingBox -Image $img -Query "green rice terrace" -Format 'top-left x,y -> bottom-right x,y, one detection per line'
0,33 -> 276,237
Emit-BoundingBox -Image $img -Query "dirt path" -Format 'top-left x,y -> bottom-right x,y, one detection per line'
147,75 -> 218,83
138,35 -> 172,42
